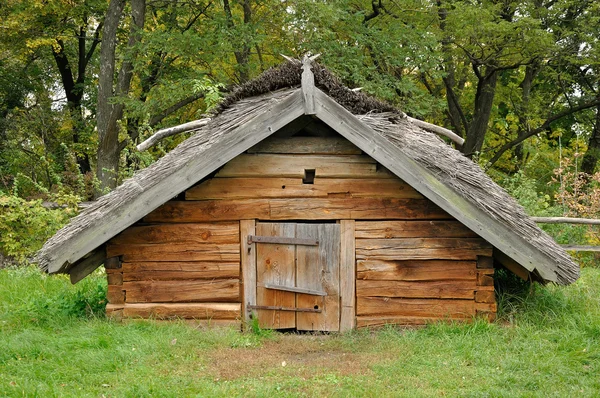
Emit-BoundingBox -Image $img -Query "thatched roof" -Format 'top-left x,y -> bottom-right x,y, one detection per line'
36,60 -> 579,285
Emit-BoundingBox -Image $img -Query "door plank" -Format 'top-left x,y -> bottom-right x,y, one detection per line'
240,220 -> 256,323
296,224 -> 341,332
255,223 -> 296,329
339,220 -> 356,332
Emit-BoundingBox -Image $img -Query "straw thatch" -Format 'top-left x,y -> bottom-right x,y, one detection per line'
36,60 -> 579,285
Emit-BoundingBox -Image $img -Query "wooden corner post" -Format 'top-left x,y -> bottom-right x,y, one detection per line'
240,220 -> 257,325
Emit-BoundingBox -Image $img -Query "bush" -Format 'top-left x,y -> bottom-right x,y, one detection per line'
0,194 -> 77,264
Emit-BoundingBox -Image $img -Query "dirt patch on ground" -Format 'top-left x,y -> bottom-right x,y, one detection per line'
208,334 -> 383,381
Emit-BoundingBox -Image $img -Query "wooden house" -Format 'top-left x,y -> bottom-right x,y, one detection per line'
37,58 -> 579,331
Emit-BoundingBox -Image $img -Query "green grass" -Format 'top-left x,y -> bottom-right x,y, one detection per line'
1,266 -> 599,397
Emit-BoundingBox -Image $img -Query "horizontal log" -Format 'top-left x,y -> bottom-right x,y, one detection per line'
357,260 -> 477,281
477,270 -> 494,286
122,262 -> 240,281
110,223 -> 240,245
356,280 -> 476,299
531,216 -> 600,225
355,221 -> 477,239
356,316 -> 469,328
248,136 -> 362,155
185,177 -> 422,200
357,297 -> 492,317
356,238 -> 493,260
121,303 -> 241,319
475,290 -> 496,304
123,279 -> 240,303
107,285 -> 125,304
107,243 -> 240,262
107,272 -> 123,285
216,154 -> 395,178
145,198 -> 451,223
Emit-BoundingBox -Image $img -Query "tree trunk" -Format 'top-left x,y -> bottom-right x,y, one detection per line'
223,0 -> 252,83
462,68 -> 498,157
96,0 -> 145,196
581,104 -> 600,174
514,63 -> 540,163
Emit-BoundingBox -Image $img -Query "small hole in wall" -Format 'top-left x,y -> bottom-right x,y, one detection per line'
314,305 -> 319,310
303,169 -> 316,184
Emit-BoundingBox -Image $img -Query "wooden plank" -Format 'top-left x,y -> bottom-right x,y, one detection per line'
146,198 -> 451,223
255,223 -> 296,329
356,238 -> 493,261
561,245 -> 600,252
48,90 -> 304,274
107,285 -> 125,304
356,280 -> 476,299
268,198 -> 450,221
260,283 -> 326,296
123,279 -> 240,303
314,88 -> 564,283
356,316 -> 467,328
249,235 -> 318,246
357,297 -> 476,318
531,216 -> 600,225
185,177 -> 422,200
302,55 -> 316,114
357,260 -> 477,281
121,303 -> 241,319
122,262 -> 240,280
215,154 -> 394,179
355,221 -> 478,239
296,224 -> 341,332
106,304 -> 124,319
240,219 -> 256,323
339,220 -> 356,332
475,290 -> 495,304
107,243 -> 240,262
110,223 -> 240,245
248,137 -> 362,155
69,248 -> 106,284
107,272 -> 123,285
477,256 -> 494,269
477,270 -> 494,286
104,257 -> 121,269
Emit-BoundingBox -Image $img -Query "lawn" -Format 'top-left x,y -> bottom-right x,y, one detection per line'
1,265 -> 599,397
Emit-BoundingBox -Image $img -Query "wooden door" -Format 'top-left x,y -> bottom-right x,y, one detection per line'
253,222 -> 341,331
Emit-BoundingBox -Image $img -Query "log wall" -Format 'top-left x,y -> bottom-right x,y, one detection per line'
105,222 -> 242,325
105,136 -> 496,327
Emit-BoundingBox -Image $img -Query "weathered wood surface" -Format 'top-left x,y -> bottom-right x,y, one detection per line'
107,272 -> 123,285
357,260 -> 477,281
302,55 -> 316,114
106,243 -> 240,262
111,223 -> 240,245
356,238 -> 493,261
255,223 -> 296,329
355,221 -> 477,239
475,290 -> 495,304
120,303 -> 241,319
561,245 -> 600,252
477,269 -> 495,286
145,198 -> 451,223
107,285 -> 125,304
186,177 -> 422,200
531,216 -> 600,225
248,137 -> 361,155
69,248 -> 106,284
357,297 -> 495,317
339,220 -> 356,332
260,283 -> 326,296
296,223 -> 340,332
356,280 -> 476,299
121,262 -> 239,279
240,219 -> 256,322
123,279 -> 240,303
313,88 -> 563,283
356,316 -> 466,328
215,154 -> 394,179
48,90 -> 304,274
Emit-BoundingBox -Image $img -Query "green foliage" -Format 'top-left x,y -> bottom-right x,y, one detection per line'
0,194 -> 77,263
